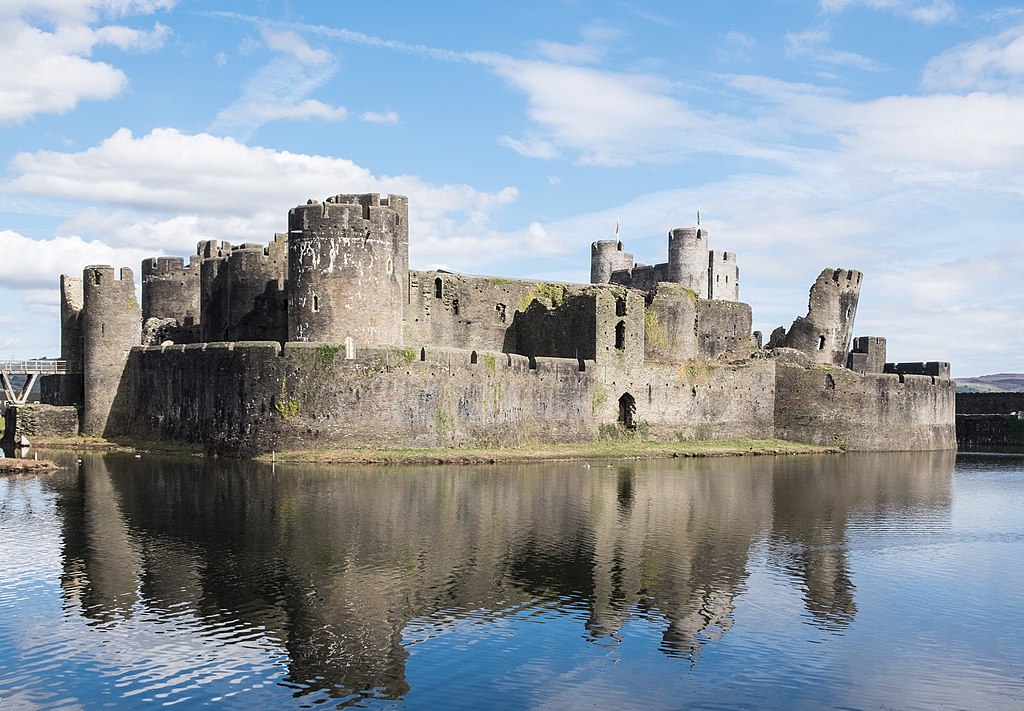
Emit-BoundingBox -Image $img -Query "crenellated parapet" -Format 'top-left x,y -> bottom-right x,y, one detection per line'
287,193 -> 409,346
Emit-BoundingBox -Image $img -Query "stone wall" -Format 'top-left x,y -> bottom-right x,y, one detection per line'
957,414 -> 1024,446
956,392 -> 1024,415
596,359 -> 777,441
3,404 -> 79,444
123,342 -> 597,456
774,364 -> 956,450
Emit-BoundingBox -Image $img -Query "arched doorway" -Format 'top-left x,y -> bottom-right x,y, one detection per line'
618,392 -> 636,430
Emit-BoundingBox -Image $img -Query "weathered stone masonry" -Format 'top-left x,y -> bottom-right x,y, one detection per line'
41,191 -> 956,454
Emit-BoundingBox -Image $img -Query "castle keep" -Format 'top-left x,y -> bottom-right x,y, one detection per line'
38,192 -> 956,455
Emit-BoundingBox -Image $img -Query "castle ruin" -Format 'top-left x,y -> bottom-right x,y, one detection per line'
36,192 -> 956,455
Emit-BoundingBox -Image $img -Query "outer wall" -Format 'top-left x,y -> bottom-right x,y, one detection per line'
124,343 -> 597,456
774,364 -> 957,451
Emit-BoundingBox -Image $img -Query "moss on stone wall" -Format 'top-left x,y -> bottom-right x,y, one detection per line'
518,282 -> 568,312
677,361 -> 716,384
275,376 -> 301,419
644,309 -> 669,350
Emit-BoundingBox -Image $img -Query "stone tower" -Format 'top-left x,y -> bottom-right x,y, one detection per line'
81,265 -> 140,436
668,227 -> 709,296
590,240 -> 633,284
771,268 -> 863,366
287,193 -> 409,346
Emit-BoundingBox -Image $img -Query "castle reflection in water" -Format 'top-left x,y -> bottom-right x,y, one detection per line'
45,451 -> 954,702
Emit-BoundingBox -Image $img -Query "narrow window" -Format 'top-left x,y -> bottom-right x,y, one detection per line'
616,297 -> 626,317
470,351 -> 478,364
817,335 -> 826,350
615,321 -> 626,350
94,272 -> 101,285
495,303 -> 506,324
434,278 -> 443,298
452,297 -> 460,316
313,294 -> 320,313
420,347 -> 426,361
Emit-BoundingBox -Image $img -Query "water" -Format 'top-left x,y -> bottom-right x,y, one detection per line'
1,450 -> 1023,709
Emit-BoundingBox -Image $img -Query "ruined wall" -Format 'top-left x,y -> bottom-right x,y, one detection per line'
774,364 -> 956,451
644,283 -> 699,363
82,266 -> 140,437
122,343 -> 596,456
697,299 -> 753,360
46,275 -> 85,407
287,194 -> 408,346
403,272 -> 540,353
593,359 -> 777,441
770,269 -> 862,366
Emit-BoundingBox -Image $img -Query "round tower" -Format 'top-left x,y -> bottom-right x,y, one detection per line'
667,227 -> 709,297
287,193 -> 409,346
81,265 -> 140,437
590,240 -> 631,284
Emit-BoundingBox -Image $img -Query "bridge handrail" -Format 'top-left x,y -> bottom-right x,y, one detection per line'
0,359 -> 83,375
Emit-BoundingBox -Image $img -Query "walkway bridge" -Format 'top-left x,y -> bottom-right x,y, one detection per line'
1,360 -> 81,406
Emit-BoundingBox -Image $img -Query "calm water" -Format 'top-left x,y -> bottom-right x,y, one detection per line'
1,450 -> 1023,710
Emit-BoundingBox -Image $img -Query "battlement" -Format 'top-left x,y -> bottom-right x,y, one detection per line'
824,268 -> 863,291
197,240 -> 232,260
84,265 -> 134,286
848,336 -> 886,374
884,361 -> 951,378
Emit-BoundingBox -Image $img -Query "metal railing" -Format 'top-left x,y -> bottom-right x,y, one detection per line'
0,360 -> 83,375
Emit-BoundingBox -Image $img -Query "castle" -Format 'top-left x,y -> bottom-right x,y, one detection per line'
36,192 -> 956,455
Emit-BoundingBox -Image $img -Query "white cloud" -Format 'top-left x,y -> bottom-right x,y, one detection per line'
208,29 -> 341,139
0,230 -> 153,289
498,135 -> 560,159
785,26 -> 884,71
0,2 -> 172,123
361,110 -> 400,124
717,31 -> 756,63
261,28 -> 332,65
534,24 -> 623,65
252,99 -> 348,121
3,128 -> 519,280
819,0 -> 956,24
923,23 -> 1024,92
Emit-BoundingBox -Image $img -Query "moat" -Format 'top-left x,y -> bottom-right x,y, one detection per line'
2,451 -> 1022,709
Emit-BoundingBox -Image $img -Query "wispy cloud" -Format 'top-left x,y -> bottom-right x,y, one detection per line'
819,0 -> 956,25
785,26 -> 884,70
923,22 -> 1024,92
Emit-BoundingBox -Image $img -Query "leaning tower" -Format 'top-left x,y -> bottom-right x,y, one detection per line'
286,193 -> 409,346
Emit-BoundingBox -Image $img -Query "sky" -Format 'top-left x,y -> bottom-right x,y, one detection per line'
1,0 -> 1022,377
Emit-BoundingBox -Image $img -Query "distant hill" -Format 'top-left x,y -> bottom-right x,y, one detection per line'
956,373 -> 1024,393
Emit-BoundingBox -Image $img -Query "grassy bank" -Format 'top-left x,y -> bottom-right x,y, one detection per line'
261,439 -> 838,466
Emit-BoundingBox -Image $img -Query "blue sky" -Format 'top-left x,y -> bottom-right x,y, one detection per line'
2,0 -> 1022,377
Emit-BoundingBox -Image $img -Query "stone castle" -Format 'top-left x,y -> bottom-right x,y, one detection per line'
38,192 -> 956,455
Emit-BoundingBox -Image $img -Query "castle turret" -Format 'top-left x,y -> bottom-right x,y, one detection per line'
198,241 -> 231,342
287,193 -> 409,346
708,250 -> 739,301
81,266 -> 140,436
141,256 -> 201,322
590,240 -> 633,284
769,268 -> 862,366
667,227 -> 709,296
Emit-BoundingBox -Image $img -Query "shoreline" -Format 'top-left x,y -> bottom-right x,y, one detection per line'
18,437 -> 840,465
